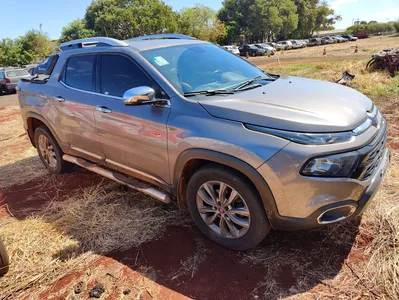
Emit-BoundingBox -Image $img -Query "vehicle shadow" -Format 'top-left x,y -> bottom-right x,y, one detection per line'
108,221 -> 360,299
0,159 -> 361,299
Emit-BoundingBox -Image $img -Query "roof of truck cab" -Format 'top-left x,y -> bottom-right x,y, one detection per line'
125,39 -> 207,51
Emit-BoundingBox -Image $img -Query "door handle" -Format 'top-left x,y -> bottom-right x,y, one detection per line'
96,105 -> 112,113
53,96 -> 65,102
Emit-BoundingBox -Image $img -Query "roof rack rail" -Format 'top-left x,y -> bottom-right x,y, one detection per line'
129,34 -> 197,41
59,37 -> 129,51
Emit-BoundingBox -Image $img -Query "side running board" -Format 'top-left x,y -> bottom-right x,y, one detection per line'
63,154 -> 171,204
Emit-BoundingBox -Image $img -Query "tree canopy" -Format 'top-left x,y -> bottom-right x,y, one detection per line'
218,0 -> 340,43
84,0 -> 178,40
60,19 -> 95,43
346,22 -> 395,35
178,5 -> 226,43
0,30 -> 53,66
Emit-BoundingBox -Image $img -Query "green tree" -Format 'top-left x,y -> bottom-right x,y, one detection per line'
0,38 -> 28,66
0,30 -> 52,66
60,19 -> 95,43
393,22 -> 399,33
346,22 -> 394,35
20,30 -> 53,61
218,0 -> 298,42
179,5 -> 226,42
85,0 -> 178,40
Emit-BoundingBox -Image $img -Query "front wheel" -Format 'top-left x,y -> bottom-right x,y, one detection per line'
186,165 -> 271,250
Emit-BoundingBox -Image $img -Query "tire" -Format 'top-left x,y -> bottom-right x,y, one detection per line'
251,52 -> 256,57
34,126 -> 73,174
0,237 -> 9,276
366,58 -> 387,72
186,165 -> 271,250
0,85 -> 8,96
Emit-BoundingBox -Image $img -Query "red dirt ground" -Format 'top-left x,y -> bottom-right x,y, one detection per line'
0,170 -> 103,218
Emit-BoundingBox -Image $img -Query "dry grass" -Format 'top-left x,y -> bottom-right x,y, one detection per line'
0,183 -> 189,299
266,59 -> 399,102
0,106 -> 47,188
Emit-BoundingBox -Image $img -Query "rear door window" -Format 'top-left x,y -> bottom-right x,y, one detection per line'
64,55 -> 96,92
100,54 -> 156,98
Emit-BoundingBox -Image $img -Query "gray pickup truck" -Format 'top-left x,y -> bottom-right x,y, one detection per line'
17,35 -> 390,250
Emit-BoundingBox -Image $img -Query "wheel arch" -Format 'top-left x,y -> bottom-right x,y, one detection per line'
25,112 -> 62,148
172,149 -> 278,217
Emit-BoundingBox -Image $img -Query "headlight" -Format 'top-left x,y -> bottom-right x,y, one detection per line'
245,124 -> 353,145
301,151 -> 359,177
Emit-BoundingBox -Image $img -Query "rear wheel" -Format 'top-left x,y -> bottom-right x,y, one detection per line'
186,165 -> 271,250
34,126 -> 73,174
366,57 -> 387,72
0,85 -> 8,95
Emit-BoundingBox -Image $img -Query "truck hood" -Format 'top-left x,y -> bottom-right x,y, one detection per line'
199,76 -> 373,133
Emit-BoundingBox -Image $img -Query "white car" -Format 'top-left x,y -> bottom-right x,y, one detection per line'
255,43 -> 276,55
222,45 -> 240,55
276,40 -> 293,50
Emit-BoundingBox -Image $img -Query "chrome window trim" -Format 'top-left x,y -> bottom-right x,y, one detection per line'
59,80 -> 171,107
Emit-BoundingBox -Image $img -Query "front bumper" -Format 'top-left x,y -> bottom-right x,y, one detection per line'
268,147 -> 390,230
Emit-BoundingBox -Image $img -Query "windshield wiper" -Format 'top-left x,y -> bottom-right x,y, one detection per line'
184,89 -> 235,97
234,76 -> 274,91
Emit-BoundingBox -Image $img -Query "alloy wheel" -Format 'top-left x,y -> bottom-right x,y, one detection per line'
196,181 -> 250,239
38,135 -> 57,168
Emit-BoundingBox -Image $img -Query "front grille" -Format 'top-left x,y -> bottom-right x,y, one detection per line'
352,124 -> 387,181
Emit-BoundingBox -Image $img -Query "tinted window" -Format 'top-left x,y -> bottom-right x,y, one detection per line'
65,55 -> 95,91
0,72 -> 4,80
37,54 -> 59,76
100,55 -> 154,97
6,70 -> 29,77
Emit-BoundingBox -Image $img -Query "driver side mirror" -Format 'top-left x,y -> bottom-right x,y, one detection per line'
123,86 -> 156,106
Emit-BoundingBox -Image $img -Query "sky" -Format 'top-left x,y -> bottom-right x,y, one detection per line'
0,0 -> 398,40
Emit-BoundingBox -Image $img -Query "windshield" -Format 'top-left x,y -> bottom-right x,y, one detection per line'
141,43 -> 271,94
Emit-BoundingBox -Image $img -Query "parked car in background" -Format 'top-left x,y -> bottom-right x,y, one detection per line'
290,40 -> 301,49
276,40 -> 293,50
322,36 -> 334,44
341,34 -> 358,41
254,44 -> 276,55
270,42 -> 283,51
239,44 -> 264,56
17,35 -> 390,250
222,45 -> 240,55
354,30 -> 370,39
334,36 -> 346,43
307,38 -> 322,46
0,68 -> 31,95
